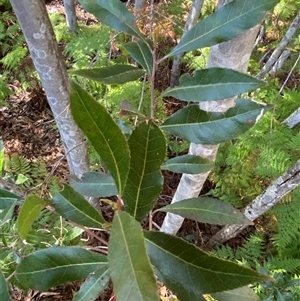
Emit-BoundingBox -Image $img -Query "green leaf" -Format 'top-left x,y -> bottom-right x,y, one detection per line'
108,211 -> 159,301
17,195 -> 46,240
124,41 -> 153,74
70,81 -> 130,194
0,269 -> 11,301
15,247 -> 107,291
167,0 -> 279,57
119,100 -> 146,119
52,184 -> 105,228
15,174 -> 29,185
72,65 -> 145,85
79,0 -> 146,41
159,197 -> 252,225
0,189 -> 20,209
123,121 -> 166,221
211,286 -> 259,301
73,265 -> 110,301
71,172 -> 118,197
162,68 -> 263,101
161,155 -> 214,174
161,99 -> 271,144
144,231 -> 270,300
0,200 -> 16,226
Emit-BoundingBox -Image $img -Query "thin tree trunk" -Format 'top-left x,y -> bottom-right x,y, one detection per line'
170,0 -> 204,87
257,11 -> 300,79
160,0 -> 260,234
207,158 -> 300,248
10,0 -> 89,179
63,0 -> 77,34
283,107 -> 300,128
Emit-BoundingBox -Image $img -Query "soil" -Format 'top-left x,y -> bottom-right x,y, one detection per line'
0,1 -> 296,300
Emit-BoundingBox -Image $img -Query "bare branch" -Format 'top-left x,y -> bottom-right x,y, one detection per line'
257,12 -> 300,79
207,159 -> 300,247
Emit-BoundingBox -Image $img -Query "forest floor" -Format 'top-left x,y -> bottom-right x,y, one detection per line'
2,1 -> 298,300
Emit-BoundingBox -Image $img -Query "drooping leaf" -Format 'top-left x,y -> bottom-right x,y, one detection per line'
72,65 -> 145,85
15,247 -> 107,291
123,121 -> 166,221
144,231 -> 270,300
167,0 -> 279,57
119,100 -> 146,118
0,269 -> 11,301
73,265 -> 110,301
0,200 -> 16,227
108,211 -> 159,301
162,68 -> 263,101
70,81 -> 130,194
79,0 -> 146,41
159,197 -> 252,225
161,99 -> 271,144
161,155 -> 214,174
70,172 -> 117,197
0,189 -> 21,209
17,195 -> 46,240
124,41 -> 153,74
51,184 -> 105,228
211,286 -> 259,301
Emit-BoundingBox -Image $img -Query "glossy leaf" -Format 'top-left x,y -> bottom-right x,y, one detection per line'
79,0 -> 146,41
17,195 -> 46,240
162,68 -> 263,101
0,269 -> 11,301
52,184 -> 105,228
161,155 -> 214,174
15,247 -> 107,290
71,172 -> 117,197
123,121 -> 166,221
73,265 -> 110,301
108,211 -> 159,301
0,200 -> 16,227
72,65 -> 145,85
144,231 -> 270,300
161,99 -> 271,144
124,41 -> 153,74
211,286 -> 259,301
159,197 -> 252,225
70,81 -> 130,194
167,0 -> 279,57
0,189 -> 21,209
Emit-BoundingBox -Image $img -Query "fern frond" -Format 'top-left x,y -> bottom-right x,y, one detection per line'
271,192 -> 300,253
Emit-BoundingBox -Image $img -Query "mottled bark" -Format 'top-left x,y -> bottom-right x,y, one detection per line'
160,0 -> 260,234
10,0 -> 89,179
63,0 -> 77,34
207,159 -> 300,247
257,12 -> 300,79
283,107 -> 300,128
170,0 -> 204,87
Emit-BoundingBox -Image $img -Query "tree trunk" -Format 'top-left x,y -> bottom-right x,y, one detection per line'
10,0 -> 89,179
283,107 -> 300,128
160,0 -> 261,234
207,158 -> 300,247
257,11 -> 300,79
170,0 -> 204,87
63,0 -> 77,34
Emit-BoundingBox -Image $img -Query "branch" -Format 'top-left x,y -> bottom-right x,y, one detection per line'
257,11 -> 300,79
170,0 -> 204,87
207,158 -> 300,248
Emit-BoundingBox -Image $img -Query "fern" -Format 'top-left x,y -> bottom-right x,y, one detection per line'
271,189 -> 300,254
0,46 -> 27,70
